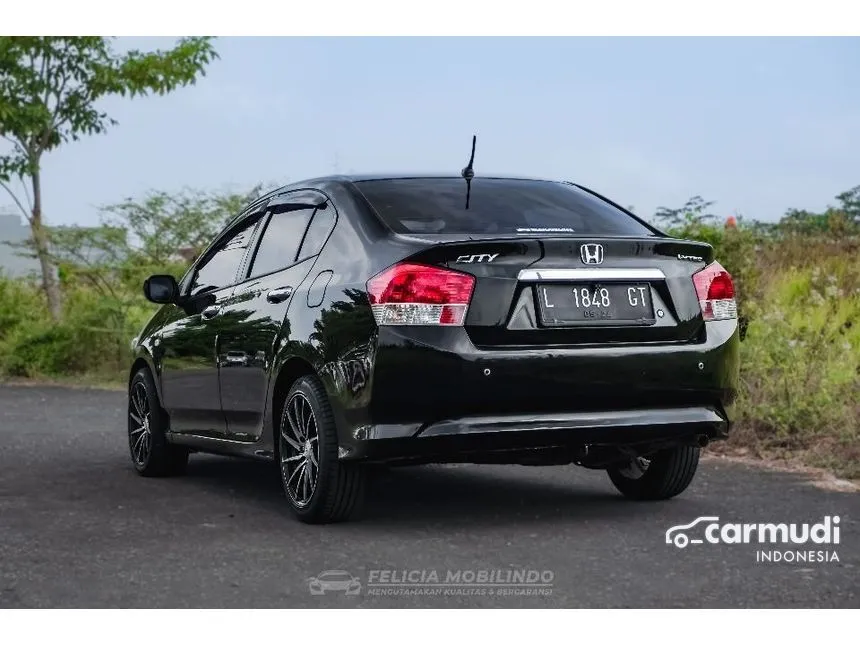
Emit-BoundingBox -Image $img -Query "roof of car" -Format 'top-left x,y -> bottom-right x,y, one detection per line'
264,173 -> 564,197
320,173 -> 561,184
256,174 -> 565,206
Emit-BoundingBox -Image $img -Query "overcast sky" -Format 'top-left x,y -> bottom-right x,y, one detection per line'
4,37 -> 859,226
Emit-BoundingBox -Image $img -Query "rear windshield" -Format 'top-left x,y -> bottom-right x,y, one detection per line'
355,178 -> 656,237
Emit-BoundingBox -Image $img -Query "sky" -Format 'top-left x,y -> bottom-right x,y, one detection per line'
4,37 -> 860,227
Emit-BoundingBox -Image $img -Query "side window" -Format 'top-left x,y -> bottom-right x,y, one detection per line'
248,209 -> 314,278
190,218 -> 260,296
297,204 -> 335,261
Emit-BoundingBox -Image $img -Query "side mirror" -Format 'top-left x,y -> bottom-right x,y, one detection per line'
143,275 -> 179,304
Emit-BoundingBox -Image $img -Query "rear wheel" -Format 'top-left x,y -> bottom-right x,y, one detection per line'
277,375 -> 366,523
128,368 -> 188,477
607,445 -> 699,500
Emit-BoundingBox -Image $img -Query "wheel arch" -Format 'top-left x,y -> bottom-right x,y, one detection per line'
128,354 -> 163,406
269,356 -> 317,452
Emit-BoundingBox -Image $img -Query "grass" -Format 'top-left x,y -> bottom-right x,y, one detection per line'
728,248 -> 860,478
0,373 -> 126,391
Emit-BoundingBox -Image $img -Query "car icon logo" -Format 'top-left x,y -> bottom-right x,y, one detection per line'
580,243 -> 604,265
307,570 -> 362,595
665,516 -> 720,548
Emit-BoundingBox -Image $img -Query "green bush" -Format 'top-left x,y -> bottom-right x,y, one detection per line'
734,255 -> 860,477
0,321 -> 85,376
0,274 -> 49,341
0,277 -> 144,379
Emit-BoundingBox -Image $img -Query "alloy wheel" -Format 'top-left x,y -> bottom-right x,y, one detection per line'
280,392 -> 320,507
128,382 -> 152,467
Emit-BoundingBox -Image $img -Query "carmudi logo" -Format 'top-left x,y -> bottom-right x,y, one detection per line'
665,516 -> 841,564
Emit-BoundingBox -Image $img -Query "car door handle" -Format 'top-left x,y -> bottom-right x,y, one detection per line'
266,287 -> 293,304
201,305 -> 222,320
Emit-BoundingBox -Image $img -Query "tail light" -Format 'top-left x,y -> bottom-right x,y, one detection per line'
367,262 -> 475,326
693,261 -> 737,321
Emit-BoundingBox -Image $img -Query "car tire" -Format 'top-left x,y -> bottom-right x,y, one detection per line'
128,368 -> 189,477
606,445 -> 700,500
277,375 -> 366,523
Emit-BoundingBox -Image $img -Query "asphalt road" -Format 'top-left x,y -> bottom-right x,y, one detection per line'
0,384 -> 857,608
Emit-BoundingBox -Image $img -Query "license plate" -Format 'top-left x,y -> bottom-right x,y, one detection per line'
537,283 -> 656,326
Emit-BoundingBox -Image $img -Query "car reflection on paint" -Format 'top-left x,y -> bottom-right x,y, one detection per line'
307,570 -> 362,595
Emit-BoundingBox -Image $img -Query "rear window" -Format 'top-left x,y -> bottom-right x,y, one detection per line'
355,178 -> 656,236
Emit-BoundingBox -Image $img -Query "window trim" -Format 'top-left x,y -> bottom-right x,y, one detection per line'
239,188 -> 335,284
296,200 -> 338,263
176,193 -> 280,296
181,211 -> 267,298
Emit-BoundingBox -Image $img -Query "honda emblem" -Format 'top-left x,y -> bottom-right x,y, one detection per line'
580,243 -> 604,265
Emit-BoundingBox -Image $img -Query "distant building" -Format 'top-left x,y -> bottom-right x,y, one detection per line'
0,209 -> 41,278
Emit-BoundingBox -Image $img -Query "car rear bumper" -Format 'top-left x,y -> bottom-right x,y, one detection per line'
341,404 -> 730,463
332,320 -> 739,463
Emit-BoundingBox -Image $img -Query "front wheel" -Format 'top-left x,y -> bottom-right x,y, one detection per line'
277,375 -> 366,523
607,445 -> 700,500
128,368 -> 188,477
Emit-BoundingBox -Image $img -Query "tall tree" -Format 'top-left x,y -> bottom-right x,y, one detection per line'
0,37 -> 218,320
653,195 -> 716,229
42,184 -> 266,306
95,184 -> 266,274
835,184 -> 860,224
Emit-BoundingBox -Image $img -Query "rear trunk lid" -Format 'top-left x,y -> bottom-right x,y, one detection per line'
402,234 -> 714,347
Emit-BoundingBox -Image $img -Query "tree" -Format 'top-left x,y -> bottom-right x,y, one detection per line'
98,184 -> 266,270
653,195 -> 717,229
0,37 -> 218,320
779,208 -> 829,235
779,185 -> 860,236
834,185 -> 860,225
46,185 -> 265,295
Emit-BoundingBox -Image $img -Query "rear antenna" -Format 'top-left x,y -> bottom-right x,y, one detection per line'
461,135 -> 477,209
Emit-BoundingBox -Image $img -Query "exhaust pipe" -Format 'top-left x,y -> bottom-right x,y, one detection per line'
697,435 -> 710,448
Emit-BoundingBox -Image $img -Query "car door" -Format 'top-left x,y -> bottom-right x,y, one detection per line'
217,190 -> 335,441
158,214 -> 264,437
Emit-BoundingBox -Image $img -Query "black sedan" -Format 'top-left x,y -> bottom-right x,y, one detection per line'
129,174 -> 739,523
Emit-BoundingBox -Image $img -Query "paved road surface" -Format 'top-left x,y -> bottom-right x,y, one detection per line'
0,384 -> 857,608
